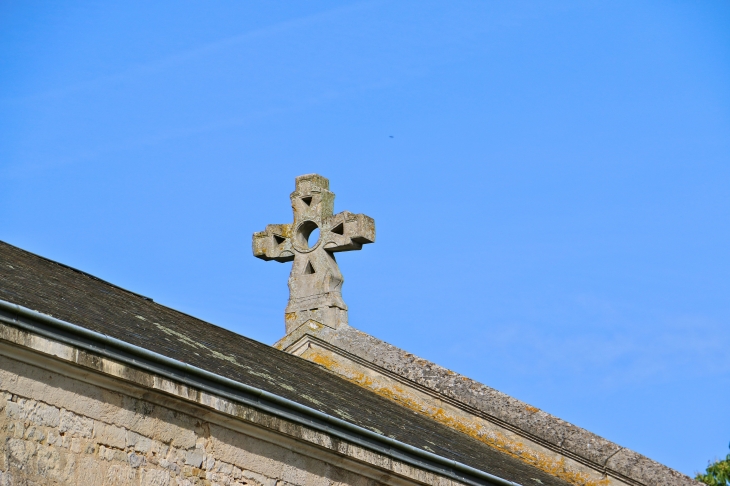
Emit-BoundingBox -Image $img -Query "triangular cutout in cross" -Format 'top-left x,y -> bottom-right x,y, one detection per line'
303,261 -> 315,274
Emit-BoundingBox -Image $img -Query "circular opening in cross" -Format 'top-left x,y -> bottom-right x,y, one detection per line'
296,221 -> 320,249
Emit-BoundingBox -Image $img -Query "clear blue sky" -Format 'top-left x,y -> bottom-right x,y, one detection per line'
2,1 -> 729,476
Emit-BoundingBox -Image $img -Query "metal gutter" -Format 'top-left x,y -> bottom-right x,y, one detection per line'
0,298 -> 522,486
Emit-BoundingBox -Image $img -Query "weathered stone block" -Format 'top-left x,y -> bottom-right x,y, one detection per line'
36,444 -> 64,480
59,408 -> 94,437
47,429 -> 61,445
5,398 -> 60,429
104,464 -> 136,486
4,400 -> 24,421
0,470 -> 12,486
80,455 -> 109,485
129,451 -> 146,468
7,421 -> 24,439
29,400 -> 61,427
128,429 -> 154,452
100,444 -> 128,462
185,448 -> 204,468
95,421 -> 128,449
24,425 -> 46,442
140,467 -> 171,486
7,437 -> 34,469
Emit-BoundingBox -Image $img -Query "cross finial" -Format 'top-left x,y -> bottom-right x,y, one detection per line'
253,174 -> 375,334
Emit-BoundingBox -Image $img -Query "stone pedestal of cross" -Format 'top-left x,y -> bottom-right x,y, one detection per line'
253,174 -> 375,334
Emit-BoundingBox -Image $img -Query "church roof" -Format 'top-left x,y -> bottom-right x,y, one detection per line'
0,240 -> 570,486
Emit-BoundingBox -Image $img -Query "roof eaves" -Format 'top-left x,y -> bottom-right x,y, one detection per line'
0,297 -> 522,486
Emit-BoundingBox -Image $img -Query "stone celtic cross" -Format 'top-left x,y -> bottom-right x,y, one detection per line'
253,174 -> 375,333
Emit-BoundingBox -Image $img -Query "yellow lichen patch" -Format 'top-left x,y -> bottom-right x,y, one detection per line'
525,405 -> 540,413
307,350 -> 610,486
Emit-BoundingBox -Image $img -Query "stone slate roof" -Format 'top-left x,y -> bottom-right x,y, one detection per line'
0,240 -> 570,486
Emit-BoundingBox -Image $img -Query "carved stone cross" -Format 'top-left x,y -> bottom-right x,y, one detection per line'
253,174 -> 375,334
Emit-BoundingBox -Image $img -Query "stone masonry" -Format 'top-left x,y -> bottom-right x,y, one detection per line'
0,365 -> 345,486
1,375 -> 267,486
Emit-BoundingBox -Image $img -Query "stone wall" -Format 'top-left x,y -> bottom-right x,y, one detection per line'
0,358 -> 383,486
2,392 -> 259,485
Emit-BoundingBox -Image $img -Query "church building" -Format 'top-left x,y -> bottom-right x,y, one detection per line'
0,174 -> 698,486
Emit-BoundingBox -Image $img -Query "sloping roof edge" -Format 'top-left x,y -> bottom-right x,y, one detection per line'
0,297 -> 521,486
276,324 -> 698,486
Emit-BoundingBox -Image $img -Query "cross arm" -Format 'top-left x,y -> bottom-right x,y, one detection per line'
252,224 -> 294,262
323,211 -> 375,252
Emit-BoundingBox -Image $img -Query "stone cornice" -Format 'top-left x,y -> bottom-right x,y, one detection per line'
275,323 -> 699,486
